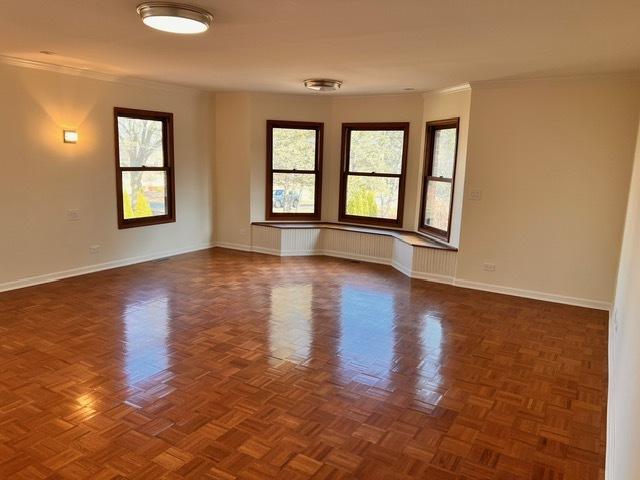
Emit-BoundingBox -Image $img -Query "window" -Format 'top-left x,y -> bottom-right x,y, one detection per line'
420,118 -> 459,241
339,123 -> 409,227
114,108 -> 175,229
266,120 -> 323,220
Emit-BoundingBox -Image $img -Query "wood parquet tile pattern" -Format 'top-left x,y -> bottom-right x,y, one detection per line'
0,248 -> 608,479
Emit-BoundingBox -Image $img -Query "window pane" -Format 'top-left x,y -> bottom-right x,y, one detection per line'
118,117 -> 164,167
424,180 -> 452,231
349,130 -> 404,174
122,171 -> 167,219
432,128 -> 457,178
272,173 -> 316,214
345,175 -> 399,220
272,128 -> 317,171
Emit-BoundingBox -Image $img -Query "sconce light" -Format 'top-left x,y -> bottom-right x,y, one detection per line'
63,130 -> 78,144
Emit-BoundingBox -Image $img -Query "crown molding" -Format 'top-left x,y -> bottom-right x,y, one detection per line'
0,55 -> 206,94
470,70 -> 640,90
422,83 -> 471,98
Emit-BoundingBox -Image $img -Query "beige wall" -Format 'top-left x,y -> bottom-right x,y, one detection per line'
213,92 -> 331,247
324,94 -> 424,229
7,62 -> 636,310
212,92 -> 435,243
456,76 -> 640,305
213,93 -> 251,247
608,120 -> 640,480
213,79 -> 638,307
422,89 -> 472,245
248,93 -> 332,223
0,64 -> 214,288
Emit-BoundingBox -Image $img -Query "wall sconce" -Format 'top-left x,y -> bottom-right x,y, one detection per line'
63,130 -> 78,144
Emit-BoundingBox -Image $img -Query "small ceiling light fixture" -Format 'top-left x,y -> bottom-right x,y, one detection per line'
63,130 -> 78,144
137,2 -> 213,34
304,79 -> 342,92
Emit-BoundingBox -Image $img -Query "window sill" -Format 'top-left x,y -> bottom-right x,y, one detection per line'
417,227 -> 451,245
118,216 -> 176,229
251,221 -> 457,251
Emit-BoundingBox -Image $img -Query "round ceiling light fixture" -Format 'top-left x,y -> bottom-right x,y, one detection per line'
137,2 -> 213,34
304,79 -> 342,92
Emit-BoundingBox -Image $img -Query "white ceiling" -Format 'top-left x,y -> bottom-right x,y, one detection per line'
1,0 -> 639,94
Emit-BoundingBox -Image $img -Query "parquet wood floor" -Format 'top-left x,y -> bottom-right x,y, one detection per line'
0,248 -> 608,479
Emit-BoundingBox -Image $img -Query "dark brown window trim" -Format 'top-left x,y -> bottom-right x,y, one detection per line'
266,120 -> 324,221
338,122 -> 409,228
419,118 -> 460,242
114,107 -> 176,230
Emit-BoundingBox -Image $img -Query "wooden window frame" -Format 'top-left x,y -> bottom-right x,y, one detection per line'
266,120 -> 324,221
338,122 -> 409,228
419,118 -> 460,242
114,107 -> 176,229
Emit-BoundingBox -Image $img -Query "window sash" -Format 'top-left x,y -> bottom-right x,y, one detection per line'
420,118 -> 459,241
114,107 -> 175,229
339,123 -> 409,227
266,120 -> 324,220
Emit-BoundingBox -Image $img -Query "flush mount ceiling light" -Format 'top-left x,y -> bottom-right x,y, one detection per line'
304,79 -> 342,92
137,2 -> 213,34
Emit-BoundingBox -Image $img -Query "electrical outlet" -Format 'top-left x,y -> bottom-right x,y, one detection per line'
469,190 -> 482,201
483,262 -> 496,272
89,245 -> 101,254
67,209 -> 80,221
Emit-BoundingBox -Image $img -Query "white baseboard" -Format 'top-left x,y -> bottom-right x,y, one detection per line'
605,309 -> 616,480
454,278 -> 612,311
410,270 -> 456,285
389,259 -> 455,285
280,249 -> 321,257
211,243 -> 610,311
390,259 -> 412,276
213,241 -> 253,253
0,243 -> 215,294
246,245 -> 280,256
3,240 -> 610,310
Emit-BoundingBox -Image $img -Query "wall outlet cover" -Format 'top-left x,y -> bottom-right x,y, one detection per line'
67,209 -> 80,221
469,190 -> 482,201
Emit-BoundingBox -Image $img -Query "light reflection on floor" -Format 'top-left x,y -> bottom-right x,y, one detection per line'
416,313 -> 445,404
269,284 -> 312,361
123,297 -> 171,386
338,285 -> 395,387
0,249 -> 609,478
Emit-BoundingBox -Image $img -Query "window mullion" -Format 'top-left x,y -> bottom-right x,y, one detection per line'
272,169 -> 317,174
345,172 -> 401,178
426,176 -> 453,183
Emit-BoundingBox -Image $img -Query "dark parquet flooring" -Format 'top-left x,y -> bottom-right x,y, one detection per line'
0,248 -> 608,479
